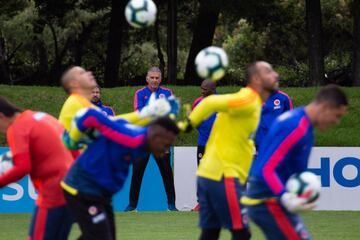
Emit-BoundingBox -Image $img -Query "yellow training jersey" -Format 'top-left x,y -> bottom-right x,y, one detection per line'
58,94 -> 93,131
190,87 -> 262,184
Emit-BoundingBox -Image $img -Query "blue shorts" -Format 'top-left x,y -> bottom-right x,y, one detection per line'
28,205 -> 73,240
247,199 -> 311,240
197,176 -> 249,230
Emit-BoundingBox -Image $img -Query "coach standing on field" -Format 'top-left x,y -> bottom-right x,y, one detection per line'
124,67 -> 178,212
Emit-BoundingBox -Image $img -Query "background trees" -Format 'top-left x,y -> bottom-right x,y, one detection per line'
0,0 -> 357,86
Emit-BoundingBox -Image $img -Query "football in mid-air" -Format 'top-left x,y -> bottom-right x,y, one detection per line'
125,0 -> 157,28
286,171 -> 321,203
195,46 -> 229,81
0,151 -> 13,175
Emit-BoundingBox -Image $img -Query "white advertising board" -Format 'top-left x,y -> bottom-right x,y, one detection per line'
174,147 -> 360,211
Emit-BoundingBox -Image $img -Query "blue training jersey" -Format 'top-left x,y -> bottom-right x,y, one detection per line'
247,107 -> 314,199
255,90 -> 292,148
92,100 -> 115,116
64,109 -> 147,197
133,86 -> 173,111
192,96 -> 216,146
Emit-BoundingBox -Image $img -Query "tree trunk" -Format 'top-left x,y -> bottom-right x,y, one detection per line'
155,18 -> 166,80
183,0 -> 222,85
353,0 -> 360,86
104,0 -> 127,87
167,0 -> 177,84
0,36 -> 10,84
306,0 -> 325,86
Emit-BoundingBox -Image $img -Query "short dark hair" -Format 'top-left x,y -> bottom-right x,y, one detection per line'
314,84 -> 348,107
150,117 -> 179,135
0,96 -> 22,117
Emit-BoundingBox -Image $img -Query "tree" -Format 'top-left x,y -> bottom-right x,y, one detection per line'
183,0 -> 223,85
104,0 -> 127,87
353,0 -> 360,86
306,0 -> 325,86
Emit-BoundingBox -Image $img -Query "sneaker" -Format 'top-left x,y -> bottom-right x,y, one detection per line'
168,203 -> 179,211
124,205 -> 137,212
191,203 -> 200,212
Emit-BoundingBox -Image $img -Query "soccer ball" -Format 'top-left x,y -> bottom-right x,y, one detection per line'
195,46 -> 229,81
286,171 -> 321,203
0,151 -> 13,175
125,0 -> 157,28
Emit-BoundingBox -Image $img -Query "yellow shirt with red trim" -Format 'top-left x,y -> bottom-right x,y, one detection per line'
58,94 -> 93,131
190,87 -> 262,184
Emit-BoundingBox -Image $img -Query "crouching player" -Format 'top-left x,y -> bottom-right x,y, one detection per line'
243,85 -> 348,240
0,97 -> 74,239
61,106 -> 179,239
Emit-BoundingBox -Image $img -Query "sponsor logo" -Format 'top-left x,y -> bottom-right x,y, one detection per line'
88,206 -> 98,216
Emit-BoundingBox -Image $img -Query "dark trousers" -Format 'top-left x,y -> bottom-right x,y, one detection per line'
197,145 -> 206,166
64,191 -> 115,240
129,149 -> 175,207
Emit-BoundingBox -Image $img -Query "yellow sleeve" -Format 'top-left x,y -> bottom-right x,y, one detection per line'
189,94 -> 231,127
113,111 -> 151,126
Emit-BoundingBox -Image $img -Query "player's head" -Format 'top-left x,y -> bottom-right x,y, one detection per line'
146,117 -> 179,158
245,61 -> 279,93
146,67 -> 162,92
91,85 -> 101,103
0,96 -> 22,133
60,66 -> 97,99
311,84 -> 348,131
201,79 -> 216,97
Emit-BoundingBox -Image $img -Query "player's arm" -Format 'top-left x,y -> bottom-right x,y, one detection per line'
68,108 -> 146,148
284,94 -> 293,111
261,118 -> 310,196
0,129 -> 31,187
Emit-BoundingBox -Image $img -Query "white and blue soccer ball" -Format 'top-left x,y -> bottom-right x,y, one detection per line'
286,171 -> 321,203
195,46 -> 229,81
125,0 -> 157,28
0,151 -> 13,175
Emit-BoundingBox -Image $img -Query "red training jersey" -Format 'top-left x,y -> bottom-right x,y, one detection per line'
0,110 -> 73,208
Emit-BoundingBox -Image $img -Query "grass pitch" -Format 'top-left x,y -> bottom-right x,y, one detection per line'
0,211 -> 359,239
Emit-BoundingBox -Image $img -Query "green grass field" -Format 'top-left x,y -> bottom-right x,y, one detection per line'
0,85 -> 359,146
0,211 -> 359,239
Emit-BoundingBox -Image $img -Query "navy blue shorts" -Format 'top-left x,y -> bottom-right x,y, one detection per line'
197,176 -> 249,230
247,199 -> 311,240
28,205 -> 73,240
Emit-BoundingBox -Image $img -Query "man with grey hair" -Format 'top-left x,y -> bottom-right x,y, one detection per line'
125,67 -> 178,211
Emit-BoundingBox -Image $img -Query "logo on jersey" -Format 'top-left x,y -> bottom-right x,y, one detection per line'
159,94 -> 165,98
273,99 -> 281,110
88,206 -> 98,215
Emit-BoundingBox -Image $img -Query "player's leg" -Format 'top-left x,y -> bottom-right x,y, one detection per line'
28,205 -> 74,240
63,191 -> 114,240
247,199 -> 311,240
208,177 -> 251,240
198,176 -> 222,240
154,147 -> 176,210
127,153 -> 151,210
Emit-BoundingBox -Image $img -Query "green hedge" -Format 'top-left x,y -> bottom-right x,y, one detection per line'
0,85 -> 359,146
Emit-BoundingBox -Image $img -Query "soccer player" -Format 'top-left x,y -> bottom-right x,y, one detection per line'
91,85 -> 115,116
125,66 -> 177,211
178,61 -> 280,240
61,107 -> 179,240
243,85 -> 348,240
191,79 -> 217,211
0,97 -> 74,240
255,88 -> 293,150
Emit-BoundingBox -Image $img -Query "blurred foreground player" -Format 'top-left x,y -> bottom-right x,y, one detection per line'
243,85 -> 348,240
178,61 -> 280,240
62,107 -> 179,240
0,96 -> 74,240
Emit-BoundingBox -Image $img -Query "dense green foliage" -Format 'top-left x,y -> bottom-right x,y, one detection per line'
0,0 -> 356,85
0,85 -> 359,146
0,211 -> 359,239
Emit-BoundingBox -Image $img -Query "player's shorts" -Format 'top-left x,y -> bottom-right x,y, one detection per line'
197,176 -> 249,230
247,199 -> 311,240
28,205 -> 73,240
